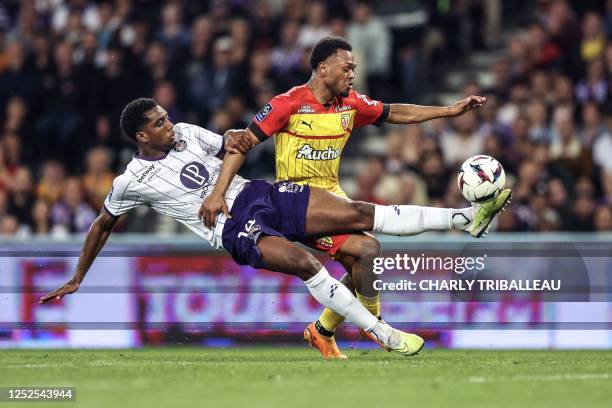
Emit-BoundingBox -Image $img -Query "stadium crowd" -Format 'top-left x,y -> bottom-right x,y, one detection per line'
0,0 -> 610,236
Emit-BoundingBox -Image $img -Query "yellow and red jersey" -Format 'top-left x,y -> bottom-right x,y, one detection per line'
248,85 -> 389,197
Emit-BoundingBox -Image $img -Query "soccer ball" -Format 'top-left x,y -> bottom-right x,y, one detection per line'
457,155 -> 505,203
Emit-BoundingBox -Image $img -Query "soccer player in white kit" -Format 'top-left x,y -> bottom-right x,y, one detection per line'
39,98 -> 511,357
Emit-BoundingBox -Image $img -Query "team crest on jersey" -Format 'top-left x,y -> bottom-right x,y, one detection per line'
255,103 -> 273,123
173,139 -> 187,152
317,236 -> 334,249
340,113 -> 350,131
298,104 -> 315,113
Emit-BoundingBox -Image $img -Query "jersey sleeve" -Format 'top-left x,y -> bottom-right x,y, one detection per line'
352,92 -> 390,128
104,174 -> 143,217
174,122 -> 224,157
247,94 -> 292,141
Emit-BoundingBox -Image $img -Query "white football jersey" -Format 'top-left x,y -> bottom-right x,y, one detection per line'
104,122 -> 249,248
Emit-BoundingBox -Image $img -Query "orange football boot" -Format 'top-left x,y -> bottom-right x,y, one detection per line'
303,322 -> 347,359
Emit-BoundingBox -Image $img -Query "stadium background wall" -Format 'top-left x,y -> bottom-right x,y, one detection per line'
1,233 -> 610,350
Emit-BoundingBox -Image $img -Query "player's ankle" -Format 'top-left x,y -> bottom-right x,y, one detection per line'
315,320 -> 335,337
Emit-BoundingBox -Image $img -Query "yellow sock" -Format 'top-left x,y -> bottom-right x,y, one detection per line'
356,292 -> 380,317
318,308 -> 345,333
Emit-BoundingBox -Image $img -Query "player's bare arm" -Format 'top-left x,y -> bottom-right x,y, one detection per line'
39,208 -> 120,304
199,144 -> 252,228
386,95 -> 486,124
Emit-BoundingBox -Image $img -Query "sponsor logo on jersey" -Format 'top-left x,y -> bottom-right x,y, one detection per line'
300,119 -> 314,130
173,139 -> 187,152
137,164 -> 156,183
255,102 -> 273,123
237,219 -> 262,240
336,105 -> 353,112
296,144 -> 341,161
340,113 -> 350,131
180,162 -> 209,189
277,182 -> 304,193
317,236 -> 334,249
298,105 -> 315,113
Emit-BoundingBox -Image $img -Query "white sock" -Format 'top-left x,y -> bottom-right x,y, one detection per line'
373,205 -> 474,235
305,267 -> 378,332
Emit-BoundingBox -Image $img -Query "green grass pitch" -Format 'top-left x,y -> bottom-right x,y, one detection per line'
1,348 -> 611,408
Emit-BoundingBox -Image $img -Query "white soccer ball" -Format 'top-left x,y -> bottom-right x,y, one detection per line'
457,155 -> 505,203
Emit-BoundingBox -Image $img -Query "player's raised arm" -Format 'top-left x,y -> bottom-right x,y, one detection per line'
39,208 -> 120,304
385,95 -> 486,124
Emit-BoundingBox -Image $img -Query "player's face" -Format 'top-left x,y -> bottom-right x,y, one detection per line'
139,106 -> 176,149
324,49 -> 356,97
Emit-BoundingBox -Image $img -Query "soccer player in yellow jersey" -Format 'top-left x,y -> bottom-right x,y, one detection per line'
225,37 -> 486,359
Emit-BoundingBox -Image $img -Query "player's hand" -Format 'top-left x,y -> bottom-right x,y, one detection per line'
38,279 -> 80,304
449,95 -> 486,116
224,129 -> 253,155
199,193 -> 231,229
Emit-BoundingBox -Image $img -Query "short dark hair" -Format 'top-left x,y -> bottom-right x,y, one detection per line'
309,36 -> 352,70
119,98 -> 157,141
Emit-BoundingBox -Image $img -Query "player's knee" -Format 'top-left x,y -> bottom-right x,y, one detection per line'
360,236 -> 382,260
346,200 -> 375,230
292,251 -> 323,280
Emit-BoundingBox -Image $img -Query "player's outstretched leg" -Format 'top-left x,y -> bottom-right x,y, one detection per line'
305,187 -> 511,238
256,235 -> 424,358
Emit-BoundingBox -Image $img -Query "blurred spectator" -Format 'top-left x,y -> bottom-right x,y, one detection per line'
347,0 -> 391,99
527,99 -> 552,142
51,177 -> 96,234
203,37 -> 240,116
353,157 -> 385,204
228,18 -> 251,66
549,107 -> 593,180
7,166 -> 35,228
298,1 -> 331,48
0,214 -> 19,235
35,41 -> 82,161
37,160 -> 66,204
594,204 -> 612,231
30,199 -> 53,236
581,12 -> 606,62
440,111 -> 483,166
0,41 -> 39,110
153,81 -> 182,123
156,3 -> 190,59
271,21 -> 303,88
579,102 -> 612,175
575,58 -> 608,104
82,147 -> 115,210
419,151 -> 450,200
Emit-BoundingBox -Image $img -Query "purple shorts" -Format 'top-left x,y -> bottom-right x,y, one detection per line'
221,180 -> 310,268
